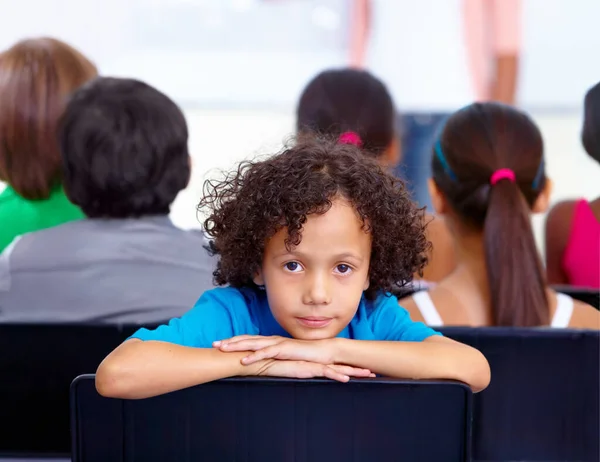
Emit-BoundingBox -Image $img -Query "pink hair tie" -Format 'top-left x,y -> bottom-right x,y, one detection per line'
490,168 -> 516,185
338,131 -> 362,147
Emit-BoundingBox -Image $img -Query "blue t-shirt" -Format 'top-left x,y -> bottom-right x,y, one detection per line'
131,287 -> 440,347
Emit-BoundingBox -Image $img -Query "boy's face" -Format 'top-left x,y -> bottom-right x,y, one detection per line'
254,198 -> 371,340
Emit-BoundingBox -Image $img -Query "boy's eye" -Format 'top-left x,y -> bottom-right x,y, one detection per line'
335,264 -> 352,274
284,261 -> 302,272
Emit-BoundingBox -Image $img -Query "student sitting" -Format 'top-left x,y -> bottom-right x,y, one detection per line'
399,102 -> 599,329
0,78 -> 216,323
96,138 -> 490,399
0,38 -> 97,252
545,81 -> 600,289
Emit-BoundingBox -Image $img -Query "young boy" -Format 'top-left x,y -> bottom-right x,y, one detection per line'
96,140 -> 490,398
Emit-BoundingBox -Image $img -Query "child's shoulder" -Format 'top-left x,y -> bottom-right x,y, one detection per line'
194,286 -> 267,323
196,285 -> 248,302
354,291 -> 440,342
195,286 -> 264,310
364,292 -> 400,312
130,286 -> 264,347
358,292 -> 404,324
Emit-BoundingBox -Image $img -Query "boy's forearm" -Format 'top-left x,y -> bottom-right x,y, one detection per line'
332,337 -> 490,392
96,339 -> 256,399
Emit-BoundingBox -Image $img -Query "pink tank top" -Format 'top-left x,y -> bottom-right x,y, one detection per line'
562,199 -> 600,289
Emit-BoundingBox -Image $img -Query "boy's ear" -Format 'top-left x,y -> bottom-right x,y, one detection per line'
253,270 -> 265,286
363,277 -> 370,291
532,177 -> 553,214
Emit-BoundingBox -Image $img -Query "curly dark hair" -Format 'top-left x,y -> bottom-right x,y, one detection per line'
199,138 -> 429,299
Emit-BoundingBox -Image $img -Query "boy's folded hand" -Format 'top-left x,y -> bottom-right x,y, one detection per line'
214,335 -> 337,365
248,359 -> 374,383
214,335 -> 375,382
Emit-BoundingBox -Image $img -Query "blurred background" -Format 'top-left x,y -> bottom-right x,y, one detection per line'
1,0 -> 598,251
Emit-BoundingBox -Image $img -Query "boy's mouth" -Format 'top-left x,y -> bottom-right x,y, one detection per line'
296,317 -> 333,328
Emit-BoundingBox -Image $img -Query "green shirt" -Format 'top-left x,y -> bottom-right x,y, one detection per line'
0,185 -> 84,253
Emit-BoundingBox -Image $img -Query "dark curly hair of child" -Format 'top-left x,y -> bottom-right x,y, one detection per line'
199,138 -> 429,300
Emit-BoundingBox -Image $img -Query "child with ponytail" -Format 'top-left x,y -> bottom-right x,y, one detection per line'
399,102 -> 599,328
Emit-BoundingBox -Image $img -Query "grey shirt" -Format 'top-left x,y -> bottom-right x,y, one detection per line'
0,216 -> 217,324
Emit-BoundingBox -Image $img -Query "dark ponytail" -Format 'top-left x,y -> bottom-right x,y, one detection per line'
295,68 -> 395,158
432,102 -> 549,327
484,181 -> 548,326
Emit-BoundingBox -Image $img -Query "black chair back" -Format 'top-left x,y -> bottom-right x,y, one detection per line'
0,323 -> 154,456
71,375 -> 473,462
440,327 -> 600,462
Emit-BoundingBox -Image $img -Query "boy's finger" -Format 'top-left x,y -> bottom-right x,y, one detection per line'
241,345 -> 278,364
330,365 -> 371,377
241,354 -> 257,365
220,341 -> 251,351
355,368 -> 372,376
222,338 -> 280,351
349,368 -> 372,377
215,334 -> 258,346
322,365 -> 350,383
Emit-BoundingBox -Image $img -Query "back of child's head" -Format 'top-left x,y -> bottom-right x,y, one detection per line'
296,69 -> 395,158
0,37 -> 97,200
199,137 -> 427,299
582,81 -> 600,164
432,102 -> 548,327
59,77 -> 190,219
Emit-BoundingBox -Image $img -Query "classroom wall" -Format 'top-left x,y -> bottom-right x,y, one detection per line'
167,110 -> 598,258
0,0 -> 599,110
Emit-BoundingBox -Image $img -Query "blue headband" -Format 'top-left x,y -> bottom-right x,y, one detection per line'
434,140 -> 545,189
531,158 -> 545,189
434,140 -> 457,181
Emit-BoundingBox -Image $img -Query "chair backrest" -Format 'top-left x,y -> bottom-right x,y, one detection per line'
71,375 -> 472,462
553,285 -> 600,310
0,323 -> 155,457
439,327 -> 600,462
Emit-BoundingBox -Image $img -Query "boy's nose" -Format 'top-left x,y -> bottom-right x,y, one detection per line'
303,273 -> 332,305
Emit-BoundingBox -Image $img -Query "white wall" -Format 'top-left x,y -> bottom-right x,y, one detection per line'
1,0 -> 598,109
368,0 -> 600,111
168,110 -> 600,260
1,0 -> 598,253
